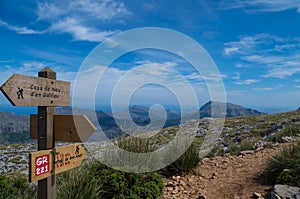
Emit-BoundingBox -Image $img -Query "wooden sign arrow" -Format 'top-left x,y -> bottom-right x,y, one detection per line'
30,114 -> 96,142
29,144 -> 86,182
0,74 -> 70,106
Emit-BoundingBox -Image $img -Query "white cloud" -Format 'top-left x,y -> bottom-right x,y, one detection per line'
0,62 -> 44,85
253,87 -> 274,91
21,61 -> 45,71
36,2 -> 67,20
273,44 -> 296,51
223,47 -> 239,56
73,61 -> 209,106
234,79 -> 260,85
223,33 -> 283,56
231,72 -> 259,85
186,72 -> 203,81
242,55 -> 285,64
224,33 -> 300,79
231,72 -> 241,80
49,17 -> 118,42
35,0 -> 129,42
220,0 -> 300,13
0,1 -> 129,42
0,61 -> 76,84
0,60 -> 14,63
37,0 -> 129,21
263,65 -> 300,78
294,85 -> 300,88
0,19 -> 45,34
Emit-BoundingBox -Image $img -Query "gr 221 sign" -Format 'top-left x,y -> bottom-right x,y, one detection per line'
29,144 -> 86,182
35,154 -> 50,177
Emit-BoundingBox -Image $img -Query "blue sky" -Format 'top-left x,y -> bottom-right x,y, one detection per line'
0,0 -> 300,113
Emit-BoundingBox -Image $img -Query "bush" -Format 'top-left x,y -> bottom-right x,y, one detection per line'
57,160 -> 163,199
270,125 -> 300,143
276,171 -> 300,187
91,161 -> 163,199
160,141 -> 201,177
207,145 -> 225,157
117,136 -> 157,153
57,163 -> 101,199
0,173 -> 36,199
228,143 -> 240,156
265,139 -> 300,187
228,137 -> 259,156
0,161 -> 163,199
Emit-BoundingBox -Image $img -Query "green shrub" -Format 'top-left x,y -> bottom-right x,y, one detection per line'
130,172 -> 163,199
0,173 -> 36,199
265,140 -> 300,186
91,162 -> 163,199
229,143 -> 240,156
0,161 -> 163,199
270,125 -> 300,143
207,145 -> 225,157
57,162 -> 101,199
117,136 -> 157,153
276,171 -> 300,187
57,160 -> 163,199
228,137 -> 259,156
239,137 -> 258,151
160,141 -> 201,177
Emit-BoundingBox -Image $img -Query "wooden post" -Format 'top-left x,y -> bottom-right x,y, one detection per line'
37,67 -> 56,199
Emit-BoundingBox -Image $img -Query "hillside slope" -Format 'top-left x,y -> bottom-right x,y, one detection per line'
0,112 -> 30,143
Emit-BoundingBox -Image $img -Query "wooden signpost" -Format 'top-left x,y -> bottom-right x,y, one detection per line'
0,67 -> 96,199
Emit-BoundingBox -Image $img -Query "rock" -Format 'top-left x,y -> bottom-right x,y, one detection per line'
253,141 -> 272,151
271,185 -> 300,199
180,180 -> 187,188
167,181 -> 173,186
281,136 -> 296,142
172,186 -> 179,194
201,158 -> 209,164
271,193 -> 281,199
253,192 -> 261,197
240,150 -> 255,156
166,187 -> 173,192
252,192 -> 265,199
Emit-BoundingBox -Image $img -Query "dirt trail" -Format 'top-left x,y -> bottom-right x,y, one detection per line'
159,145 -> 284,199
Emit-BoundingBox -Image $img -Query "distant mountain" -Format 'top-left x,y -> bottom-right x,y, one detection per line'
113,105 -> 181,127
0,112 -> 30,143
199,101 -> 266,118
0,102 -> 267,143
57,106 -> 181,139
57,107 -> 122,139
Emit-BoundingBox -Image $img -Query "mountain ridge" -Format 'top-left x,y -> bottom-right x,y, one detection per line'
0,101 -> 268,143
199,101 -> 266,118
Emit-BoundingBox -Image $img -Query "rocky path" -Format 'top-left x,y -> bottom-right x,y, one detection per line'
159,145 -> 284,199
